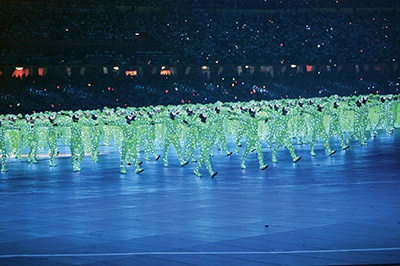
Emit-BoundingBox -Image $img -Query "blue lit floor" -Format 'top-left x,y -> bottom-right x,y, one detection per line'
0,131 -> 400,265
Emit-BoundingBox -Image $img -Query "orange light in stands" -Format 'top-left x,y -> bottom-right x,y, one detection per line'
160,69 -> 171,75
12,67 -> 29,78
165,90 -> 169,94
125,70 -> 137,76
38,68 -> 44,76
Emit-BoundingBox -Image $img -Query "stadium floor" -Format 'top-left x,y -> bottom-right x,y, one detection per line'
0,131 -> 400,266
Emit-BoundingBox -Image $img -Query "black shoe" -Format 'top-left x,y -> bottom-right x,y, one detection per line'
260,164 -> 269,170
139,161 -> 143,165
181,161 -> 189,167
211,172 -> 218,178
155,155 -> 160,161
136,168 -> 144,174
226,151 -> 233,157
329,150 -> 336,156
293,156 -> 302,163
127,162 -> 132,166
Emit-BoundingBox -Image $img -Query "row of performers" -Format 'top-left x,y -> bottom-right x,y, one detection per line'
0,94 -> 398,176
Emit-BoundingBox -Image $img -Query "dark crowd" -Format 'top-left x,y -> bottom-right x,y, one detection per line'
0,0 -> 399,115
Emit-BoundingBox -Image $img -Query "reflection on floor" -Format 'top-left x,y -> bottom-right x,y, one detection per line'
1,131 -> 400,266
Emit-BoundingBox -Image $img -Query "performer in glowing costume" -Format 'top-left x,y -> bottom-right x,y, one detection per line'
141,110 -> 160,162
5,115 -> 22,158
24,115 -> 39,164
305,101 -> 336,156
70,113 -> 85,172
193,112 -> 218,178
183,107 -> 198,162
328,100 -> 350,150
0,116 -> 8,172
238,107 -> 268,170
293,99 -> 309,145
367,94 -> 381,137
119,113 -> 143,174
229,105 -> 245,153
346,97 -> 369,146
162,110 -> 189,167
210,105 -> 233,157
378,95 -> 395,134
271,106 -> 302,163
47,113 -> 59,167
82,111 -> 101,162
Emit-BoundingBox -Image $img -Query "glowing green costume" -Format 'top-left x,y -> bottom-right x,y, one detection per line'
346,97 -> 369,146
239,108 -> 268,170
271,106 -> 301,163
70,114 -> 85,172
183,108 -> 198,162
193,113 -> 218,178
119,114 -> 143,174
47,113 -> 59,167
209,106 -> 232,157
162,111 -> 188,167
0,117 -> 9,172
23,116 -> 39,164
305,102 -> 336,156
328,101 -> 350,150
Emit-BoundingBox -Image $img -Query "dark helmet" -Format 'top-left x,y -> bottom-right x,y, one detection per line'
199,113 -> 207,123
334,102 -> 339,109
249,108 -> 256,117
